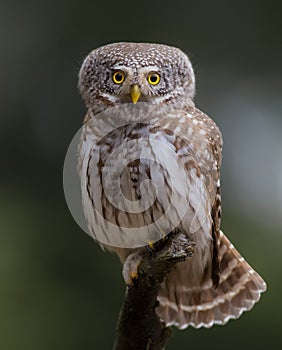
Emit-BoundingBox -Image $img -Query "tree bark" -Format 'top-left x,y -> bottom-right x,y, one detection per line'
113,232 -> 195,350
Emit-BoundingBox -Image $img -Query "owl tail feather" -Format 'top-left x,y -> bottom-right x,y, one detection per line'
156,231 -> 266,329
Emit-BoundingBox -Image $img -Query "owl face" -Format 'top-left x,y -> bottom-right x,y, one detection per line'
79,42 -> 195,112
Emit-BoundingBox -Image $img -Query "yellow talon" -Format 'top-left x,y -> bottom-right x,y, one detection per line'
130,271 -> 138,280
146,231 -> 167,251
125,269 -> 139,287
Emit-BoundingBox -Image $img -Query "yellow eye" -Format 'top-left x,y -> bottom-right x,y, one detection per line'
112,71 -> 125,84
147,72 -> 161,85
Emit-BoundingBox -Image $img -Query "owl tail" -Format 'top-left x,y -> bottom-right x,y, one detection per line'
156,231 -> 266,329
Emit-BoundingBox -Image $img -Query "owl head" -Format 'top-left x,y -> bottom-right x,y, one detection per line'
78,42 -> 195,112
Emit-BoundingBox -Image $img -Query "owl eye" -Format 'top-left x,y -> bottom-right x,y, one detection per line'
147,72 -> 161,85
112,71 -> 125,84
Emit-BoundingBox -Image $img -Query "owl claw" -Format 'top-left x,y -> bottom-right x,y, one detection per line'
145,231 -> 173,253
126,271 -> 139,288
122,252 -> 142,287
146,241 -> 157,253
145,231 -> 168,253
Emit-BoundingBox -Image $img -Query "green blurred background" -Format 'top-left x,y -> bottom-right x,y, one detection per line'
1,0 -> 281,349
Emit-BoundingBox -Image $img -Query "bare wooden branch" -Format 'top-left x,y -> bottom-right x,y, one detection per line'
113,232 -> 195,350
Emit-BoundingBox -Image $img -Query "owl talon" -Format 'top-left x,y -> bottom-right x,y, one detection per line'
146,231 -> 172,253
122,252 -> 142,287
146,241 -> 157,253
126,271 -> 139,288
146,240 -> 164,253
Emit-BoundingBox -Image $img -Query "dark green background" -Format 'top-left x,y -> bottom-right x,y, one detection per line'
1,0 -> 281,349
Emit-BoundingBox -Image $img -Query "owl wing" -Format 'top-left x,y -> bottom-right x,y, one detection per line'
156,107 -> 266,329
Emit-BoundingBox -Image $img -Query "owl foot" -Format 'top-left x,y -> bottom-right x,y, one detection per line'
146,230 -> 177,253
146,240 -> 158,253
122,252 -> 143,287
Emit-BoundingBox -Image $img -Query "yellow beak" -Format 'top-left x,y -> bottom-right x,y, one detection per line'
130,85 -> 141,104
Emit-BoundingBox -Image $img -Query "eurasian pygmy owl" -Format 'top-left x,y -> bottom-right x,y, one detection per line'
78,42 -> 266,329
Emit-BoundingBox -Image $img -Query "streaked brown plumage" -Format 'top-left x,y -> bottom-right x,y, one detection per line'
78,42 -> 266,329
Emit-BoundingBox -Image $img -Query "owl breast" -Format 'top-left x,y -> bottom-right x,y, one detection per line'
78,105 -> 222,249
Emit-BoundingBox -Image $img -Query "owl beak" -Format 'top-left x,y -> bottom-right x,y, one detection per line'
130,85 -> 141,104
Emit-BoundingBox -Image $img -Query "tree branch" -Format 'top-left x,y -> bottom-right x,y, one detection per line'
113,232 -> 195,350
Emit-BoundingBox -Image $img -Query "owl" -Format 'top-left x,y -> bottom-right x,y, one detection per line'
78,42 -> 266,329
